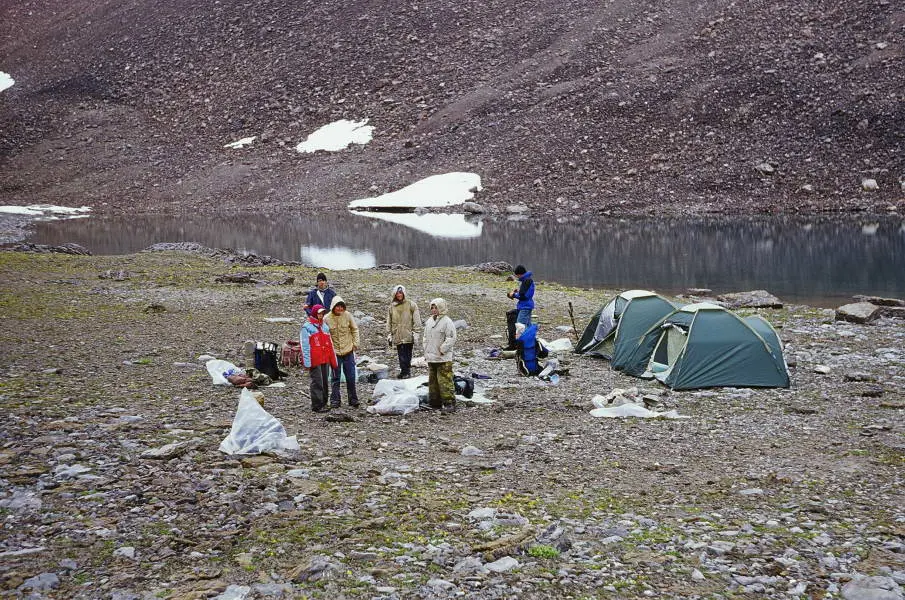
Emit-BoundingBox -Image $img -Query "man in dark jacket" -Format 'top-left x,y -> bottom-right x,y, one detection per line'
303,273 -> 336,316
505,264 -> 535,350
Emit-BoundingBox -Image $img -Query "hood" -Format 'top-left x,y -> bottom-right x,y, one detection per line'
330,295 -> 346,312
391,284 -> 406,302
430,297 -> 449,317
519,270 -> 534,280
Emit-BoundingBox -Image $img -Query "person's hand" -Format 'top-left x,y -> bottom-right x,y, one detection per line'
506,290 -> 514,299
352,344 -> 359,352
386,335 -> 393,347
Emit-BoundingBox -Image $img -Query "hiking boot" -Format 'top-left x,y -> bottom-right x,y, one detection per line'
440,405 -> 456,415
330,402 -> 340,409
312,406 -> 330,413
349,401 -> 361,408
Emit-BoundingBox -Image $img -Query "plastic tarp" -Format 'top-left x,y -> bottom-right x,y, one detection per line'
206,359 -> 241,386
219,389 -> 300,454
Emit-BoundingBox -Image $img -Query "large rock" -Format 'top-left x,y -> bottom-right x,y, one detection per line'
717,290 -> 782,308
836,302 -> 883,324
841,576 -> 903,600
853,295 -> 905,307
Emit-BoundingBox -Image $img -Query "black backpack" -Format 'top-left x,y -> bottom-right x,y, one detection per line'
254,342 -> 282,380
453,375 -> 474,398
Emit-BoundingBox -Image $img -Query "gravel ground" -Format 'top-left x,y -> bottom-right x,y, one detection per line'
1,249 -> 902,599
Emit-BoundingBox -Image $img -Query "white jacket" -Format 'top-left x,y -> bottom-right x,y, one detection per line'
422,298 -> 456,363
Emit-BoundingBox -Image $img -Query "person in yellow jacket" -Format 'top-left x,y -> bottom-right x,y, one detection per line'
387,284 -> 421,379
324,296 -> 360,408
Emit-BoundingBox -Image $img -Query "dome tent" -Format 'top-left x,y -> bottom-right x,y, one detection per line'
575,290 -> 678,362
620,302 -> 790,390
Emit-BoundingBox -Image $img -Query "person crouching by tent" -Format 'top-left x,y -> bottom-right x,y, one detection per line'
301,305 -> 338,413
505,264 -> 535,349
423,298 -> 457,414
324,296 -> 360,409
387,284 -> 421,379
514,322 -> 551,376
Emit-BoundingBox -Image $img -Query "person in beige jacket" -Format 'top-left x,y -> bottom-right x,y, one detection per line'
324,296 -> 360,408
422,298 -> 457,413
387,284 -> 421,379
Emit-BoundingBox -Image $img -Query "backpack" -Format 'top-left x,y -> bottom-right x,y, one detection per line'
254,342 -> 282,380
453,375 -> 474,399
281,340 -> 302,367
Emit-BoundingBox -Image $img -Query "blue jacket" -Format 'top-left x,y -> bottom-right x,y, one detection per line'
304,287 -> 336,316
513,271 -> 535,311
516,323 -> 548,376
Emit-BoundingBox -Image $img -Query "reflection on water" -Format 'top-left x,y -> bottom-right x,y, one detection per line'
350,211 -> 483,239
26,213 -> 905,307
300,245 -> 376,270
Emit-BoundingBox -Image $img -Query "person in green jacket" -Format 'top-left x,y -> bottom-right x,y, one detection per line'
387,284 -> 421,379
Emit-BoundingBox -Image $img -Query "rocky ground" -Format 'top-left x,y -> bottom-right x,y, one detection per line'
0,248 -> 903,599
1,0 -> 903,219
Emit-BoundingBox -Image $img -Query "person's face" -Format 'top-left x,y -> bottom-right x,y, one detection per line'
333,305 -> 345,315
317,279 -> 327,290
394,291 -> 404,301
316,310 -> 326,321
430,304 -> 439,316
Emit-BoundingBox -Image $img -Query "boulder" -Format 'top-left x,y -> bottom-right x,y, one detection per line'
717,290 -> 782,309
835,302 -> 882,324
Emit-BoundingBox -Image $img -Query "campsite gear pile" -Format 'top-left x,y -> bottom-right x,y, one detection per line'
576,291 -> 790,390
219,389 -> 299,455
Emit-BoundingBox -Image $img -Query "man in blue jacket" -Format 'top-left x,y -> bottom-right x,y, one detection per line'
303,273 -> 336,316
505,264 -> 535,350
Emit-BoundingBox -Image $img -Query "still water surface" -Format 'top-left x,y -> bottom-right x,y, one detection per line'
28,213 -> 905,307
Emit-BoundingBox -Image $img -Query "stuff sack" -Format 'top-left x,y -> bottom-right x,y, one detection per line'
254,342 -> 282,380
281,340 -> 302,367
453,375 -> 475,399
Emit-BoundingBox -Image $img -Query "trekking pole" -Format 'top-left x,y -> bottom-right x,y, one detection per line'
567,301 -> 580,342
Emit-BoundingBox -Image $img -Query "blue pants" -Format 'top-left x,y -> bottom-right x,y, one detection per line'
516,309 -> 533,326
330,352 -> 359,407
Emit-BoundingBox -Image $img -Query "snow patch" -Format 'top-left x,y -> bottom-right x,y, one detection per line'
299,245 -> 376,269
296,119 -> 373,153
0,71 -> 13,92
348,172 -> 482,210
350,211 -> 482,239
224,136 -> 256,149
0,204 -> 91,218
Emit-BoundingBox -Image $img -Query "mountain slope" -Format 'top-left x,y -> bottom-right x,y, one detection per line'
1,0 -> 902,217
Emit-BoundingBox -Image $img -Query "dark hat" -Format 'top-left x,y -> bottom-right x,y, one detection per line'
514,265 -> 527,275
316,272 -> 327,282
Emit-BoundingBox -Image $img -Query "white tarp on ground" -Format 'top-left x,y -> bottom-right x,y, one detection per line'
589,392 -> 688,419
219,389 -> 299,454
348,172 -> 482,210
296,119 -> 374,153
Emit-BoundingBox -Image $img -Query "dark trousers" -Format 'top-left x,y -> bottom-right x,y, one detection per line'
396,342 -> 414,376
428,362 -> 455,409
309,364 -> 330,410
506,309 -> 519,349
330,352 -> 359,407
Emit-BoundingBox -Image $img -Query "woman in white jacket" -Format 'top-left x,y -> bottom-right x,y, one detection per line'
422,298 -> 457,413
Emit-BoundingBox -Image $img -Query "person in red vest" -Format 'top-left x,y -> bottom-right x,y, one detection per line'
300,305 -> 338,413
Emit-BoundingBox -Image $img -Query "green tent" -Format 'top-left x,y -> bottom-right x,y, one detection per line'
576,290 -> 677,362
620,302 -> 790,390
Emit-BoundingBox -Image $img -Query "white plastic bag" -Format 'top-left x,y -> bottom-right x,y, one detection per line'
206,359 -> 242,386
366,391 -> 421,416
219,389 -> 300,454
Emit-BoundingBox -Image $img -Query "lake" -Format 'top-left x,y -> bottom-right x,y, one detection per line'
26,211 -> 905,307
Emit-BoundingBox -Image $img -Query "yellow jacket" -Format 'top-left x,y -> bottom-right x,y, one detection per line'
324,296 -> 360,355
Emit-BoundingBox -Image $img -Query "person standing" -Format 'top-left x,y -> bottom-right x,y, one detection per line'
505,264 -> 535,349
300,305 -> 338,413
387,284 -> 422,379
324,296 -> 360,408
302,272 -> 336,316
423,298 -> 457,414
